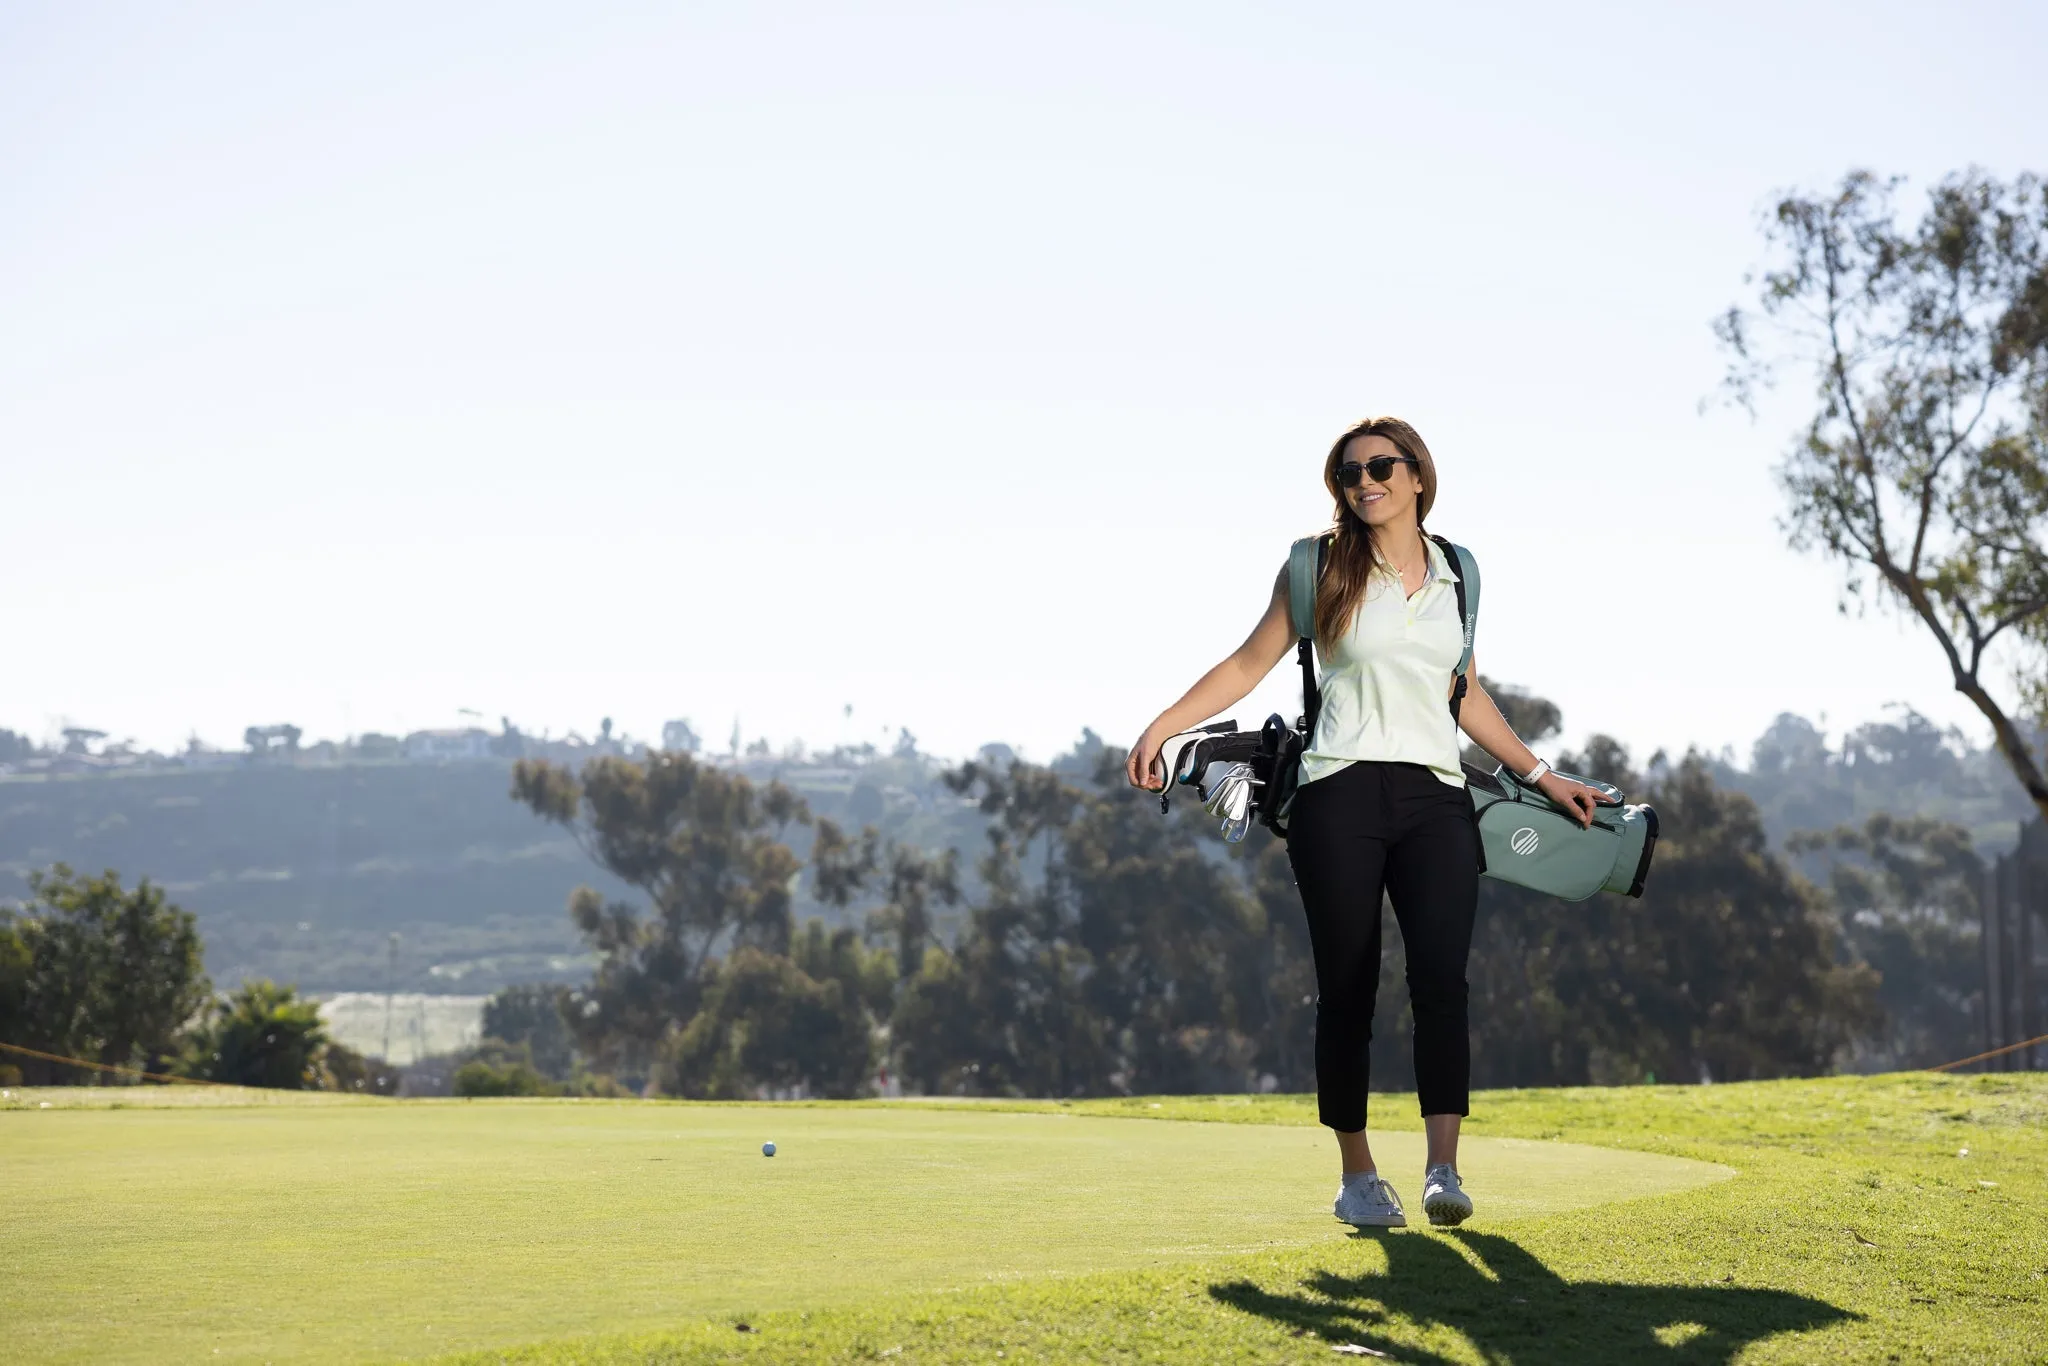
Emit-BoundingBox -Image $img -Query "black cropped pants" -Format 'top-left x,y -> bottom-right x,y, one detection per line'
1285,759 -> 1479,1132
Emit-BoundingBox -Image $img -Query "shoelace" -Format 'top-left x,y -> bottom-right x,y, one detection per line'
1346,1174 -> 1402,1209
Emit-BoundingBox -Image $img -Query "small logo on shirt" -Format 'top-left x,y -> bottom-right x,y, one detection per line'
1510,827 -> 1540,856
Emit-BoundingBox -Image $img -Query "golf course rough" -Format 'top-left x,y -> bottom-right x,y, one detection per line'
4,1073 -> 2044,1363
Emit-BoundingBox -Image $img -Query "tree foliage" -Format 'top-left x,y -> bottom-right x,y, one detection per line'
453,1039 -> 557,1097
0,728 -> 38,764
511,752 -> 810,1078
1719,168 -> 2048,822
869,841 -> 963,981
510,702 -> 1906,1102
662,943 -> 881,1099
894,735 -> 1878,1097
0,865 -> 209,1081
480,983 -> 577,1079
0,917 -> 30,1078
512,751 -> 913,1098
181,979 -> 329,1089
1786,812 -> 1983,1069
1713,706 -> 2036,859
317,1040 -> 402,1095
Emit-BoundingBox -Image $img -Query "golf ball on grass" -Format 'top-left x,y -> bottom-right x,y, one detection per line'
762,1141 -> 776,1157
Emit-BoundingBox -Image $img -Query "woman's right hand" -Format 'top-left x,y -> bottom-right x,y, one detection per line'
1126,729 -> 1166,792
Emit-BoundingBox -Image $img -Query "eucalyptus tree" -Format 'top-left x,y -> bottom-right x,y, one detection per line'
1718,169 -> 2048,822
1787,812 -> 1984,1068
511,751 -> 810,1076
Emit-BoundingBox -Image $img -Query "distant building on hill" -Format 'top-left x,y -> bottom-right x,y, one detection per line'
404,728 -> 494,762
244,724 -> 302,758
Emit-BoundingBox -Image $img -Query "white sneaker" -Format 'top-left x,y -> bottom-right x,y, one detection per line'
1333,1172 -> 1407,1228
1422,1164 -> 1473,1227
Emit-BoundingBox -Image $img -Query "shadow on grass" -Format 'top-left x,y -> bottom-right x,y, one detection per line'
1209,1229 -> 1855,1364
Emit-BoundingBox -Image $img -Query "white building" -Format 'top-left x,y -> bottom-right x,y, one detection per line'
404,728 -> 494,762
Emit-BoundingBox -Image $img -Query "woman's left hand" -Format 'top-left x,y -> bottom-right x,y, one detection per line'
1535,772 -> 1607,828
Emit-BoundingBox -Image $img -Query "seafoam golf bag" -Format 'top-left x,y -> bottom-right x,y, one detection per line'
1462,760 -> 1659,901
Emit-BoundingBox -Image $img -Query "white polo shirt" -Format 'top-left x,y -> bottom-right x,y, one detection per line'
1298,535 -> 1467,790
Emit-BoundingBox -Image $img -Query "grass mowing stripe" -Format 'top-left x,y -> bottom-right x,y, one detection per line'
0,1098 -> 1721,1364
429,1074 -> 2048,1365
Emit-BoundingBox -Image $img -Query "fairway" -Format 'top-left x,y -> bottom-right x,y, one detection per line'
2,1094 -> 1726,1364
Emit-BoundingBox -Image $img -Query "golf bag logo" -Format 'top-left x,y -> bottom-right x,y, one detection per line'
1510,826 -> 1540,856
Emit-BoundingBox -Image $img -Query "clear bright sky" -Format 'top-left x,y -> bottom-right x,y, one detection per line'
4,2 -> 2045,766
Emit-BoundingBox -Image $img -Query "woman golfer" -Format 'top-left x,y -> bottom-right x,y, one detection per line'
1125,416 -> 1604,1229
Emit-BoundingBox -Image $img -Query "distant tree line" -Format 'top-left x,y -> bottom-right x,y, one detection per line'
0,866 -> 396,1093
0,686 -> 1997,1096
493,685 -> 1990,1101
0,728 -> 36,764
3,691 -> 2029,1005
1729,708 -> 2039,842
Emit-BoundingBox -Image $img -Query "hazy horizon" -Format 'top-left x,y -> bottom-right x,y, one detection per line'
6,690 -> 2029,779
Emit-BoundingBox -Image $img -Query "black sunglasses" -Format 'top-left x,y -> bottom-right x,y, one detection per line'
1336,455 -> 1418,488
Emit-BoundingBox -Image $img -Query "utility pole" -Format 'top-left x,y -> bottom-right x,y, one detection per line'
2023,820 -> 2044,1071
1984,863 -> 2004,1065
383,932 -> 400,1061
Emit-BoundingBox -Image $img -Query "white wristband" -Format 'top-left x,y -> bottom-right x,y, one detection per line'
1519,758 -> 1551,785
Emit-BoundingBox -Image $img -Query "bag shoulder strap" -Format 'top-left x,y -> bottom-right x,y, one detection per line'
1429,535 -> 1479,722
1430,536 -> 1480,676
1286,533 -> 1327,640
1286,533 -> 1332,736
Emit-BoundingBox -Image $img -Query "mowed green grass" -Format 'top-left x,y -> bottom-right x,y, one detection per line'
448,1075 -> 2043,1366
0,1092 -> 1722,1364
5,1074 -> 2045,1364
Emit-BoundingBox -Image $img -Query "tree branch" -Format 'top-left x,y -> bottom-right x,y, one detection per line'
1887,562 -> 2048,817
1914,378 -> 1999,574
1983,596 -> 2048,650
1956,674 -> 2048,813
1821,246 -> 1891,563
1953,595 -> 1989,672
1822,485 -> 1881,563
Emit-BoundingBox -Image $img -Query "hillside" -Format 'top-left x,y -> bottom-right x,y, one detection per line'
0,752 -> 986,995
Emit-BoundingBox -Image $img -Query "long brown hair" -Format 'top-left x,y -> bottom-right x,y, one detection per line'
1312,416 -> 1440,646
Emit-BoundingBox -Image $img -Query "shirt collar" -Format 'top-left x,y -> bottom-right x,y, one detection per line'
1424,536 -> 1460,584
